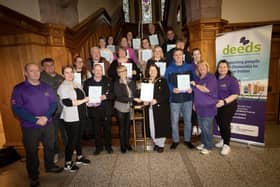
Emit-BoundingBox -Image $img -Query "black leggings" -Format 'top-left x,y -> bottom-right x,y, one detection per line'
64,120 -> 85,162
116,111 -> 131,148
215,101 -> 237,145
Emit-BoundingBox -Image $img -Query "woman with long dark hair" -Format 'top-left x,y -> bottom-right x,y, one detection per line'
143,64 -> 171,152
215,59 -> 240,155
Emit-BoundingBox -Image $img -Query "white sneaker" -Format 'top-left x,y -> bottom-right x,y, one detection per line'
196,144 -> 204,150
197,127 -> 202,135
221,144 -> 231,155
54,153 -> 59,163
200,148 -> 211,155
215,140 -> 224,148
192,126 -> 198,136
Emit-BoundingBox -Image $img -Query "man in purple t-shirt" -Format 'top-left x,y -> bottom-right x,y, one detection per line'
11,63 -> 63,187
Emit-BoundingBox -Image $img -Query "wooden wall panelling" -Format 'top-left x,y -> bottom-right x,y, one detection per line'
0,5 -> 125,153
266,38 -> 280,120
0,27 -> 71,155
188,19 -> 228,72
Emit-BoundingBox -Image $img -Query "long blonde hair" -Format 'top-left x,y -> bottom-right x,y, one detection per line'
196,60 -> 210,77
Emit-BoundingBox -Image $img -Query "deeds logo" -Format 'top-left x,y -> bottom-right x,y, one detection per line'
223,37 -> 261,55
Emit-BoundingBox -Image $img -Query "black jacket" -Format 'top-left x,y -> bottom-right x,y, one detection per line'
143,78 -> 171,138
113,79 -> 138,104
108,59 -> 141,82
83,76 -> 114,117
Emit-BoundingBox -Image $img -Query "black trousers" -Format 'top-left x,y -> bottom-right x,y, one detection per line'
215,101 -> 237,145
22,124 -> 55,179
116,111 -> 131,148
64,120 -> 85,162
92,114 -> 112,149
53,117 -> 68,153
191,109 -> 198,126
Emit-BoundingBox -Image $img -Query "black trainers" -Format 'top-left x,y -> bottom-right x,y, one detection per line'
170,142 -> 179,149
76,156 -> 91,165
64,162 -> 79,172
184,141 -> 195,149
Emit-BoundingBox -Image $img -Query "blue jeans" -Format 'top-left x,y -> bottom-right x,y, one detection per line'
170,101 -> 192,142
197,116 -> 214,149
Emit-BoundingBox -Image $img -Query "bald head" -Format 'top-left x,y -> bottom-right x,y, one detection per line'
24,63 -> 40,84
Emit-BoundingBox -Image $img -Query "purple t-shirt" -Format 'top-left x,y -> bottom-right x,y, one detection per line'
217,75 -> 240,99
194,73 -> 218,117
11,81 -> 56,128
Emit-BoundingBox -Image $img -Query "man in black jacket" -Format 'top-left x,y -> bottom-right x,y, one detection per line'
83,64 -> 114,155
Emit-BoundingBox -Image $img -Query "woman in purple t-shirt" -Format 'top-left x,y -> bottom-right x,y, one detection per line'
215,59 -> 240,156
192,61 -> 218,155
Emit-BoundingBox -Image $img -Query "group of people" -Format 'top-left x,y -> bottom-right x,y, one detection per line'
11,24 -> 239,187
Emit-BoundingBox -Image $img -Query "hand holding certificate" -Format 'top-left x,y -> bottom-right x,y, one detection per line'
140,83 -> 154,101
177,74 -> 190,91
89,86 -> 102,105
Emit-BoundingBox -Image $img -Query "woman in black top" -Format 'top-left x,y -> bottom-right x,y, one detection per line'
145,46 -> 167,78
143,64 -> 171,152
108,47 -> 140,82
113,65 -> 141,153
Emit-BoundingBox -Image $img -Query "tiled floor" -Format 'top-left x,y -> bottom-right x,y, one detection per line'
1,122 -> 280,187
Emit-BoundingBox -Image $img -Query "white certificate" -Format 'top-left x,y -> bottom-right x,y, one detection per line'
74,72 -> 82,85
177,74 -> 190,91
140,83 -> 154,101
122,63 -> 133,78
141,49 -> 152,61
96,62 -> 105,75
107,45 -> 115,52
100,50 -> 112,62
89,86 -> 102,104
155,62 -> 166,76
132,38 -> 141,50
167,44 -> 176,52
149,34 -> 159,46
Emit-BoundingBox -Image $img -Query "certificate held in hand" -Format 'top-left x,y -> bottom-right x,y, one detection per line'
89,86 -> 102,104
177,74 -> 190,91
140,83 -> 154,101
